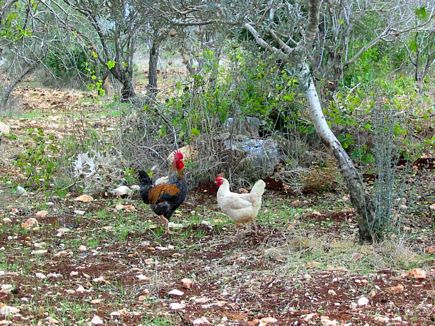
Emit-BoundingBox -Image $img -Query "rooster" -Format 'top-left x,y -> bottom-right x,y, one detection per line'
138,151 -> 187,233
215,176 -> 266,231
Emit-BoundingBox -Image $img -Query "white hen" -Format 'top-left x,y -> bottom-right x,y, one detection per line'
215,176 -> 266,227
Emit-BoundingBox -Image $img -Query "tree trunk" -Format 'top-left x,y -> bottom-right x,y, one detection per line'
120,77 -> 136,102
1,62 -> 38,110
302,64 -> 375,243
148,39 -> 160,97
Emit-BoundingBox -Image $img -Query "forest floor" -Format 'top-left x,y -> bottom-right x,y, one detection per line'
0,87 -> 434,325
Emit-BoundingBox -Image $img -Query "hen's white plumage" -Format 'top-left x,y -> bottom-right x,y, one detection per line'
216,177 -> 266,225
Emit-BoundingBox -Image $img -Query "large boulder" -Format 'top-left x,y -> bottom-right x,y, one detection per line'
223,136 -> 280,176
224,116 -> 265,137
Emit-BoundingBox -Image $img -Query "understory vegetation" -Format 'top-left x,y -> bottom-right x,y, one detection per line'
0,0 -> 434,325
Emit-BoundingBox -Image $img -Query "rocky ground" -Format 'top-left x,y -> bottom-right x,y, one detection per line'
0,87 -> 434,325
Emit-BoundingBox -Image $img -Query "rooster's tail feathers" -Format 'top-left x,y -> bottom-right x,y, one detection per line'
138,170 -> 153,186
250,179 -> 266,196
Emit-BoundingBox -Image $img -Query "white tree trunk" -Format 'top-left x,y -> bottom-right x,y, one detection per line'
302,64 -> 375,243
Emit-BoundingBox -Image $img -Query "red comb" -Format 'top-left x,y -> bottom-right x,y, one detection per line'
174,150 -> 184,161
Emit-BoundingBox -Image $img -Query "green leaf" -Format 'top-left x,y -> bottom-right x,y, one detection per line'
107,60 -> 116,69
191,128 -> 200,136
415,7 -> 428,20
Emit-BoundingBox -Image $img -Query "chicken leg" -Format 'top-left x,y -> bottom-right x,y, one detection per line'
157,215 -> 171,234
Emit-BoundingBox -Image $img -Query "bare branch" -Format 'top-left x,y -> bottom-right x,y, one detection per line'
243,23 -> 288,60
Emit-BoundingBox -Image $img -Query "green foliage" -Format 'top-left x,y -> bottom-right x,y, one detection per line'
15,128 -> 60,189
162,46 -> 306,142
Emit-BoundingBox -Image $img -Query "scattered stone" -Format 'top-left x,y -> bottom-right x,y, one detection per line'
136,274 -> 147,281
327,289 -> 337,296
430,203 -> 435,211
34,242 -> 47,249
74,210 -> 86,216
16,186 -> 27,195
0,305 -> 20,316
168,222 -> 183,229
44,317 -> 59,324
91,315 -> 104,325
193,317 -> 211,325
374,316 -> 390,324
320,316 -> 339,326
302,313 -> 317,322
259,317 -> 278,325
35,210 -> 48,218
168,289 -> 184,297
56,228 -> 71,237
181,278 -> 193,289
21,218 -> 39,229
78,245 -> 87,252
110,186 -> 133,197
169,302 -> 185,310
2,218 -> 12,224
405,268 -> 427,279
303,273 -> 312,280
0,285 -> 13,294
424,246 -> 435,254
31,249 -> 47,255
54,250 -> 72,258
35,272 -> 46,279
70,271 -> 79,276
0,121 -> 10,135
92,276 -> 106,283
357,296 -> 369,306
91,299 -> 103,304
74,194 -> 93,203
386,283 -> 405,294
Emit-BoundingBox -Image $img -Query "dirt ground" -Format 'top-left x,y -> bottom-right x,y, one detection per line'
0,87 -> 434,325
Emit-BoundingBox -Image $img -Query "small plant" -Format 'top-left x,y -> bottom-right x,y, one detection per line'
15,128 -> 60,189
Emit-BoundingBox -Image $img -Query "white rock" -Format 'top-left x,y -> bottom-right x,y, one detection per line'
31,249 -> 47,255
16,186 -> 27,194
320,316 -> 339,326
70,271 -> 79,276
74,210 -> 86,216
259,317 -> 278,325
130,185 -> 140,191
0,121 -> 10,135
168,222 -> 183,229
91,315 -> 104,325
1,284 -> 13,294
168,289 -> 184,296
110,186 -> 132,197
169,302 -> 185,310
357,296 -> 369,306
35,210 -> 48,218
45,317 -> 59,324
181,278 -> 193,289
136,274 -> 147,281
78,245 -> 87,252
328,289 -> 337,296
92,276 -> 106,283
193,317 -> 211,325
0,305 -> 20,316
2,218 -> 12,224
35,272 -> 46,279
303,273 -> 312,280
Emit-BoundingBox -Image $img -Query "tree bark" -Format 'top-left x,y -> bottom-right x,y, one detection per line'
148,38 -> 160,97
302,64 -> 375,243
120,77 -> 136,102
1,62 -> 38,110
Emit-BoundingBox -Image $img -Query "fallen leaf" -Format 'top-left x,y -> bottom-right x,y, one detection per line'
405,268 -> 427,279
21,218 -> 39,229
31,249 -> 47,255
75,194 -> 93,203
424,246 -> 435,254
386,283 -> 404,294
320,316 -> 339,326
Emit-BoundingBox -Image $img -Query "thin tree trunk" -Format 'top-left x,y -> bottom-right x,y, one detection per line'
1,62 -> 38,110
120,77 -> 136,102
148,38 -> 160,97
302,64 -> 375,243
